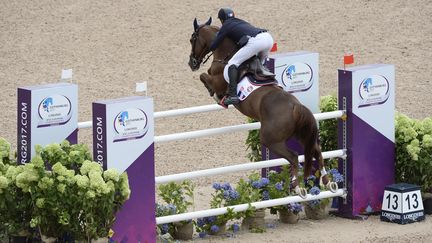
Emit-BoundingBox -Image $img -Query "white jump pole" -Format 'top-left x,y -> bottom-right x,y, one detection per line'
156,149 -> 345,184
154,110 -> 344,143
157,189 -> 346,224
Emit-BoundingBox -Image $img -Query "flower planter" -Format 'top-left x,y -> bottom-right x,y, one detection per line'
241,209 -> 266,230
173,221 -> 193,240
278,210 -> 300,224
304,203 -> 327,220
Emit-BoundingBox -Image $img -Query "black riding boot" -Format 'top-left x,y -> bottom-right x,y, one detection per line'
223,65 -> 240,106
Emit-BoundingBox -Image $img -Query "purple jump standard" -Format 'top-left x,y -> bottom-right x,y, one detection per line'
338,64 -> 395,217
92,96 -> 156,242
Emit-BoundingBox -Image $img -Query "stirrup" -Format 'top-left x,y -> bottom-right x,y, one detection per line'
222,96 -> 240,106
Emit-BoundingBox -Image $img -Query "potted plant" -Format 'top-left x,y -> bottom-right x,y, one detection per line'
234,174 -> 267,232
303,169 -> 343,220
196,182 -> 243,237
0,137 -> 35,242
263,165 -> 303,224
157,180 -> 194,240
395,113 -> 432,214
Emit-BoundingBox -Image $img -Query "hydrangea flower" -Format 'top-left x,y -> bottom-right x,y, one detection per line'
260,178 -> 269,187
210,225 -> 220,233
197,218 -> 206,227
287,202 -> 303,213
310,186 -> 320,195
333,173 -> 344,183
231,223 -> 240,233
222,183 -> 232,191
161,224 -> 170,234
229,190 -> 239,200
262,190 -> 270,200
199,231 -> 207,238
275,182 -> 283,191
212,182 -> 222,190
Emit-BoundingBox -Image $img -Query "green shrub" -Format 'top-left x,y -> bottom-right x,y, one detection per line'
395,114 -> 432,192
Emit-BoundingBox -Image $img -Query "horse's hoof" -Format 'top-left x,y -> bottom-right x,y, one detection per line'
295,186 -> 307,199
328,182 -> 338,192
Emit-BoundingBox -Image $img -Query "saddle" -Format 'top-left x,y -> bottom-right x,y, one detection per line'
238,57 -> 277,85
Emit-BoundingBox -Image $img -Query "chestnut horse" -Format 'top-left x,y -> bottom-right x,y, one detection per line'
188,18 -> 337,197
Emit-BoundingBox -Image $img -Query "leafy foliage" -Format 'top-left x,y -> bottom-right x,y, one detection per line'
245,117 -> 261,162
395,114 -> 432,192
0,139 -> 130,242
156,180 -> 194,237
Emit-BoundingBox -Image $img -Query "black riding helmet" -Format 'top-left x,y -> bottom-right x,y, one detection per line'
218,8 -> 235,22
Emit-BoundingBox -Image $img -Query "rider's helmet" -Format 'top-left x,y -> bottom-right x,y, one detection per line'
218,8 -> 235,23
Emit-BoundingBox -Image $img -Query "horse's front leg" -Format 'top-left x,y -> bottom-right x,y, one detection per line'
199,72 -> 215,97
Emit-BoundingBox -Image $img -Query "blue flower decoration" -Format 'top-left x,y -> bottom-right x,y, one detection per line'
210,225 -> 220,233
310,186 -> 321,195
229,190 -> 240,200
161,224 -> 169,234
275,182 -> 283,191
222,182 -> 232,191
262,190 -> 270,200
232,223 -> 240,233
199,231 -> 207,238
260,177 -> 270,186
333,172 -> 344,183
213,182 -> 221,190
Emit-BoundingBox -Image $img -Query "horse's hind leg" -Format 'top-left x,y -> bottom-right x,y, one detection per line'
309,143 -> 338,192
262,140 -> 308,198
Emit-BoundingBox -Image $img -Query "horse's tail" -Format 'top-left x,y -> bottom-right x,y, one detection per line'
297,105 -> 321,179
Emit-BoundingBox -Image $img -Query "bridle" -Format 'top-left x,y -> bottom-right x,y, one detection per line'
189,25 -> 239,68
190,26 -> 213,68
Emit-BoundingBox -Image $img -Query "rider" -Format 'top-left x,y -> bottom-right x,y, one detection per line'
210,8 -> 274,106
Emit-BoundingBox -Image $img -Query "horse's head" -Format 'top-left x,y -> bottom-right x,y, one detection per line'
188,17 -> 212,71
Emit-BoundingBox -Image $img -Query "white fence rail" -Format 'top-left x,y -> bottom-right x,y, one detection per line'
155,149 -> 345,184
156,189 -> 346,224
154,110 -> 344,143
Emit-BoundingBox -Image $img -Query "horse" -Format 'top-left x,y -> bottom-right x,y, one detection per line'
188,17 -> 337,198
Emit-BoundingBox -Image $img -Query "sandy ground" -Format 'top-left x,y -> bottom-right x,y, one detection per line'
1,0 -> 432,242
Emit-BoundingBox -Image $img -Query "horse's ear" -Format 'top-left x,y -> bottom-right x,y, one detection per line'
193,18 -> 199,31
205,17 -> 212,26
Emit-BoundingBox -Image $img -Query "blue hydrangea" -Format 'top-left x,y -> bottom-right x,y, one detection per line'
232,223 -> 240,233
329,168 -> 339,175
288,202 -> 303,213
229,190 -> 240,200
275,182 -> 283,191
333,172 -> 344,183
213,182 -> 221,190
206,216 -> 217,223
199,231 -> 207,238
197,218 -> 205,227
161,224 -> 169,234
310,186 -> 321,195
222,183 -> 232,190
251,180 -> 261,188
210,225 -> 220,233
262,190 -> 270,200
260,177 -> 269,186
307,175 -> 316,182
223,190 -> 230,200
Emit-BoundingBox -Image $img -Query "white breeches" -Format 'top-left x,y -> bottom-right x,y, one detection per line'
223,32 -> 274,83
